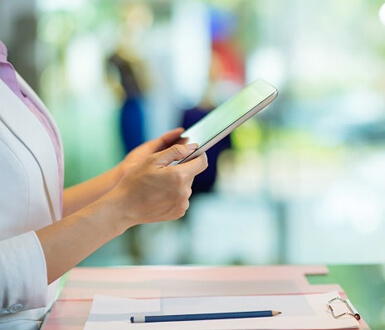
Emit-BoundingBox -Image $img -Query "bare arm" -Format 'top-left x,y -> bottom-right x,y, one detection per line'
37,144 -> 208,284
62,166 -> 121,218
62,128 -> 185,217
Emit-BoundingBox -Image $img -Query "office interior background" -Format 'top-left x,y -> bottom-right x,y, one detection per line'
1,0 -> 385,267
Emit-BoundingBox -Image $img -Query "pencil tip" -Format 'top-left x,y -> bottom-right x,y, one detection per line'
273,311 -> 282,316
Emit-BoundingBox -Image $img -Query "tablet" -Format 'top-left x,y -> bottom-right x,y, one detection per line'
176,79 -> 278,164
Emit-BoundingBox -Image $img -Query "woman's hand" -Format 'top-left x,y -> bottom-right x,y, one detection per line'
105,143 -> 208,232
118,127 -> 186,177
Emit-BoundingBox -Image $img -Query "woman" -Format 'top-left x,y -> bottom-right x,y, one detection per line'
0,40 -> 207,329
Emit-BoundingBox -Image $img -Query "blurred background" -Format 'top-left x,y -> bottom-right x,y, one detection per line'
1,0 -> 385,267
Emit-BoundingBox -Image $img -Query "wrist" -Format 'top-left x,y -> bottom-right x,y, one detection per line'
93,189 -> 138,236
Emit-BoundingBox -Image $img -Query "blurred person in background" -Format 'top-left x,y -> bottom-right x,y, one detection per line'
107,3 -> 153,155
0,34 -> 207,330
108,51 -> 146,155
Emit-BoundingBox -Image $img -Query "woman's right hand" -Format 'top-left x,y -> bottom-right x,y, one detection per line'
104,143 -> 208,233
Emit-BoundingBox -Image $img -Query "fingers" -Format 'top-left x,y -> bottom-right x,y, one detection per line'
153,143 -> 198,167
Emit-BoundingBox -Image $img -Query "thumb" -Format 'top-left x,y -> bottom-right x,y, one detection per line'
153,143 -> 198,167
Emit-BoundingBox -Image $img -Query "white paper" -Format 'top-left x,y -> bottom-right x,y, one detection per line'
84,291 -> 360,330
86,294 -> 160,322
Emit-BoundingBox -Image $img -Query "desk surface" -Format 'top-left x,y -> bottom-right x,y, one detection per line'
42,265 -> 381,330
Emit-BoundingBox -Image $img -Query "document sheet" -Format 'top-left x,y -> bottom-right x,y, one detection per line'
84,291 -> 360,329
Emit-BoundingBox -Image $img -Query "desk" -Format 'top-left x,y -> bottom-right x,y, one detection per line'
42,265 -> 376,330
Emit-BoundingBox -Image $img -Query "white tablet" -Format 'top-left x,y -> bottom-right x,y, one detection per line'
176,79 -> 278,164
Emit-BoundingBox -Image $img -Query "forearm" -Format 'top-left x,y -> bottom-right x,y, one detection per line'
36,198 -> 128,284
63,165 -> 122,217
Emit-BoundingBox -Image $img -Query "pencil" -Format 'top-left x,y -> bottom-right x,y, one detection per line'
130,310 -> 281,323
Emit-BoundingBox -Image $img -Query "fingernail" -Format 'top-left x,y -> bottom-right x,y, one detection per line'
187,143 -> 198,150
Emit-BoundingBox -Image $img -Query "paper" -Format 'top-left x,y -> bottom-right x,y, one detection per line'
84,291 -> 360,330
87,295 -> 160,322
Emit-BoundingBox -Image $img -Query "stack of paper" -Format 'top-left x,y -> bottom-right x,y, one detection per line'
84,291 -> 360,330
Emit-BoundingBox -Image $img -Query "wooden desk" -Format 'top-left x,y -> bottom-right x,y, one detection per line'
42,265 -> 371,329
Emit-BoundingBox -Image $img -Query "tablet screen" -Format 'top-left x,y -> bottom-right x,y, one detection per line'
180,79 -> 278,158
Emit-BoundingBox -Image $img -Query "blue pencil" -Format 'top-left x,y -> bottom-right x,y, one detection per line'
130,310 -> 281,323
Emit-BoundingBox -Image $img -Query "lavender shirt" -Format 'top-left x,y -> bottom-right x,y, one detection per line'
0,40 -> 63,214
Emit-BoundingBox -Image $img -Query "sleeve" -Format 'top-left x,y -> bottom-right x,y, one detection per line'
0,231 -> 48,316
